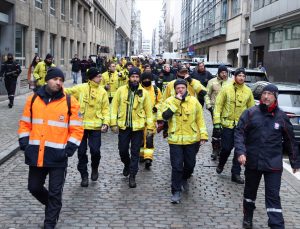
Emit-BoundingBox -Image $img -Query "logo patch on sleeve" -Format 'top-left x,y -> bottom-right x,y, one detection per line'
274,123 -> 280,129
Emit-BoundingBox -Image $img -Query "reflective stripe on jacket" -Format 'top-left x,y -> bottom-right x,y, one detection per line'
18,93 -> 83,167
64,80 -> 110,130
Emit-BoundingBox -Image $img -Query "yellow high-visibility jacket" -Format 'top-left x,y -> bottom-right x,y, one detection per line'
33,61 -> 56,86
213,81 -> 255,129
162,95 -> 208,145
65,80 -> 110,130
143,85 -> 163,122
100,71 -> 126,98
111,84 -> 154,131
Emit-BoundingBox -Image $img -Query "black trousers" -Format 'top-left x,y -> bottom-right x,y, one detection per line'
28,166 -> 67,229
244,169 -> 284,229
118,128 -> 143,176
77,129 -> 101,178
169,143 -> 197,193
4,77 -> 17,104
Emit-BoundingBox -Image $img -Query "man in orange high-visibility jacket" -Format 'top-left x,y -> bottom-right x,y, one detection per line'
18,67 -> 83,229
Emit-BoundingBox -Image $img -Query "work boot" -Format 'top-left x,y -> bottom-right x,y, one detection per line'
170,191 -> 181,204
145,159 -> 152,169
129,174 -> 136,188
242,213 -> 253,229
80,176 -> 89,187
8,103 -> 13,108
91,168 -> 99,181
182,179 -> 189,192
216,164 -> 223,174
231,174 -> 244,184
123,165 -> 129,177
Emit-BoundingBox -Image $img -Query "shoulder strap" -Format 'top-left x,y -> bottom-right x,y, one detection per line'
153,85 -> 158,98
66,94 -> 72,124
30,93 -> 38,122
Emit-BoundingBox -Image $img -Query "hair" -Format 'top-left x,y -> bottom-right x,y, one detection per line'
31,55 -> 41,68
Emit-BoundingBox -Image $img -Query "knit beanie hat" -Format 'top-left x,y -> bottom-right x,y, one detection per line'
45,67 -> 65,81
141,72 -> 153,81
234,67 -> 246,76
262,84 -> 279,99
129,67 -> 141,77
218,65 -> 228,75
87,67 -> 101,80
174,78 -> 187,89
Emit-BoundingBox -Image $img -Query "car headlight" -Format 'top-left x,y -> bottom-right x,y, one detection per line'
289,117 -> 300,125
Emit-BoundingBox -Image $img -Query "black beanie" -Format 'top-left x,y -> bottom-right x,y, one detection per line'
45,67 -> 65,81
45,53 -> 53,59
262,84 -> 278,99
129,67 -> 141,77
141,72 -> 153,81
218,65 -> 228,75
174,78 -> 187,89
234,67 -> 246,76
87,67 -> 101,80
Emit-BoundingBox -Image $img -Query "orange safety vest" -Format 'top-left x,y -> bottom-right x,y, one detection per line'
18,93 -> 84,167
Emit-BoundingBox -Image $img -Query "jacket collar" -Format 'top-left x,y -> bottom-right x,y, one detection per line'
36,85 -> 65,104
88,80 -> 101,88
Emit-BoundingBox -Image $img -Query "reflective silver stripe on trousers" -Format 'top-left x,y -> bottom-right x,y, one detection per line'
266,208 -> 282,213
45,141 -> 65,149
68,136 -> 81,146
69,120 -> 83,126
20,116 -> 31,123
29,140 -> 40,145
19,132 -> 30,138
48,120 -> 68,128
244,198 -> 255,203
32,118 -> 44,124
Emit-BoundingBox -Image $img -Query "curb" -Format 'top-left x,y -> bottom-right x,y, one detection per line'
0,142 -> 20,165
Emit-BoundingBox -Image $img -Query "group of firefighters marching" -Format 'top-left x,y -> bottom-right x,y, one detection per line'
14,54 -> 300,229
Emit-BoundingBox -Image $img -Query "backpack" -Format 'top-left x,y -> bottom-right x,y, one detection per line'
30,93 -> 72,123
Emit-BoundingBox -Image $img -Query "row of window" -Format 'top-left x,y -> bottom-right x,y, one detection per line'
254,0 -> 278,11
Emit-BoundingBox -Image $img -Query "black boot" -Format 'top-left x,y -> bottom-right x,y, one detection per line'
243,213 -> 253,229
91,168 -> 99,181
145,159 -> 152,169
80,176 -> 89,187
123,165 -> 129,177
216,164 -> 223,174
8,96 -> 14,108
129,174 -> 136,188
231,174 -> 244,184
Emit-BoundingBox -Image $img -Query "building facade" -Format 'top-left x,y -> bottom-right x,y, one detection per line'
141,38 -> 151,55
250,0 -> 300,82
130,0 -> 142,55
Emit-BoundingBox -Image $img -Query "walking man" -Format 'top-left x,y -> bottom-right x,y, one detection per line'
70,54 -> 81,84
33,54 -> 56,89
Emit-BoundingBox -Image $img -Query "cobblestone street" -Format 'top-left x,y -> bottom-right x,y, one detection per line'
1,106 -> 300,228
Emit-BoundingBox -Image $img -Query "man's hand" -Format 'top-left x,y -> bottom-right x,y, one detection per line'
111,125 -> 119,134
199,140 -> 207,146
175,93 -> 183,100
184,74 -> 192,83
238,154 -> 247,166
157,121 -> 164,133
293,168 -> 300,174
101,124 -> 108,133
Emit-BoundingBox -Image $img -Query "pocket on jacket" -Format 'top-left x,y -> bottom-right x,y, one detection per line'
96,111 -> 104,120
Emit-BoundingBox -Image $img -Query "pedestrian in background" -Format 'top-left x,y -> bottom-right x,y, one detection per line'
0,53 -> 22,108
27,55 -> 41,90
235,84 -> 300,229
80,56 -> 90,83
70,54 -> 81,84
65,67 -> 110,187
33,53 -> 56,89
18,67 -> 83,229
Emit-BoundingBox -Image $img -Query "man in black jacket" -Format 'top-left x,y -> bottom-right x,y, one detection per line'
70,54 -> 80,84
234,84 -> 300,229
80,56 -> 90,83
191,62 -> 213,87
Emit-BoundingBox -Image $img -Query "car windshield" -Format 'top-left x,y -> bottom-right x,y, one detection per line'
245,72 -> 268,83
278,91 -> 300,107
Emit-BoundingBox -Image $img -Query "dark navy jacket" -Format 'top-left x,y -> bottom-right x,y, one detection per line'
234,105 -> 300,171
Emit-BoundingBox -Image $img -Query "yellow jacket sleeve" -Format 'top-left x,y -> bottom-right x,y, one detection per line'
213,88 -> 226,124
110,89 -> 120,126
101,91 -> 110,126
143,91 -> 155,130
195,101 -> 208,140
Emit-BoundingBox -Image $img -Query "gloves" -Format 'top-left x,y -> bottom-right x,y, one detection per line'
208,107 -> 213,117
198,90 -> 207,97
65,141 -> 78,157
157,120 -> 164,133
162,121 -> 169,138
19,137 -> 29,151
101,124 -> 108,133
118,72 -> 122,77
212,124 -> 222,139
146,132 -> 154,148
111,125 -> 119,134
152,106 -> 158,113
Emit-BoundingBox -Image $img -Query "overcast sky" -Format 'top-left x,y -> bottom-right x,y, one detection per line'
136,0 -> 163,40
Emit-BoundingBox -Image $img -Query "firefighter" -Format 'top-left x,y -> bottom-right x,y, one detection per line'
155,64 -> 176,93
65,67 -> 110,187
33,53 -> 56,89
139,72 -> 163,169
162,78 -> 208,204
18,67 -> 83,228
0,53 -> 22,108
235,84 -> 300,229
206,65 -> 232,160
119,61 -> 134,87
213,68 -> 255,184
100,62 -> 126,103
111,67 -> 154,188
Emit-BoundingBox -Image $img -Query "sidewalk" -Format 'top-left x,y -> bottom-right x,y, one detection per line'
0,77 -> 74,164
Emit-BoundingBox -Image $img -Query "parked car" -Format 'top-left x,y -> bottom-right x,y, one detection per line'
251,81 -> 300,145
228,67 -> 268,87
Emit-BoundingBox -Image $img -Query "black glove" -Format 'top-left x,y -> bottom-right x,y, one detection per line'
198,90 -> 207,97
65,141 -> 78,157
152,106 -> 158,113
19,136 -> 29,151
146,133 -> 154,148
212,125 -> 222,139
185,76 -> 192,83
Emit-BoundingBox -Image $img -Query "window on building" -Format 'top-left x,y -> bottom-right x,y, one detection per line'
70,0 -> 74,24
50,34 -> 55,57
70,40 -> 74,60
61,0 -> 65,20
254,0 -> 278,11
222,0 -> 228,22
77,5 -> 81,28
15,24 -> 26,67
83,10 -> 87,31
35,0 -> 43,9
35,30 -> 43,57
231,0 -> 240,17
50,0 -> 55,15
61,37 -> 65,65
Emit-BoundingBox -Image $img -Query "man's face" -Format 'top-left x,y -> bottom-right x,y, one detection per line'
219,71 -> 228,80
92,74 -> 102,84
235,73 -> 246,85
175,84 -> 187,96
173,62 -> 178,67
74,54 -> 78,58
144,66 -> 151,73
164,66 -> 170,72
198,63 -> 205,72
46,58 -> 53,65
158,59 -> 163,64
261,91 -> 276,107
129,74 -> 140,84
47,77 -> 63,92
109,64 -> 116,72
127,65 -> 133,70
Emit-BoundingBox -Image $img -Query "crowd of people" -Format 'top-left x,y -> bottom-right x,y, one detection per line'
0,52 -> 298,229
